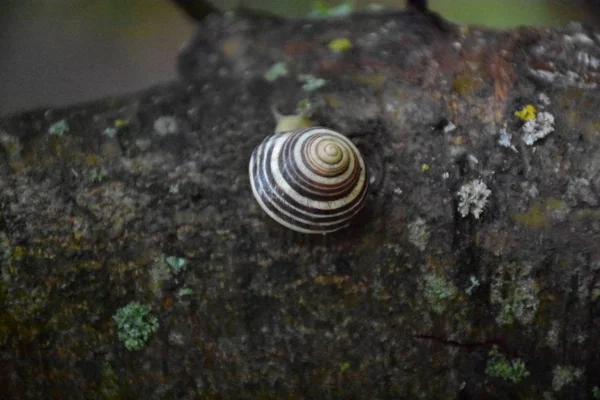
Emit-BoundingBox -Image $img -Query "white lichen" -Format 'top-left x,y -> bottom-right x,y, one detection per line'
408,217 -> 430,251
538,93 -> 551,107
545,320 -> 560,349
552,365 -> 584,392
458,179 -> 491,219
153,116 -> 178,136
566,177 -> 599,206
522,111 -> 555,145
498,126 -> 518,152
0,131 -> 22,157
443,121 -> 456,133
563,32 -> 594,46
498,128 -> 512,147
527,30 -> 599,89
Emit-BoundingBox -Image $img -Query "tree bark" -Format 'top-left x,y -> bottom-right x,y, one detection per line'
1,8 -> 600,399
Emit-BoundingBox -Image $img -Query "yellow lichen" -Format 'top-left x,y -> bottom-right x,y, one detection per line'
512,204 -> 548,228
77,260 -> 103,270
328,38 -> 352,53
85,154 -> 101,166
577,208 -> 600,218
221,39 -> 244,57
114,118 -> 129,128
545,198 -> 564,210
511,199 -> 564,228
514,104 -> 537,121
449,136 -> 466,145
314,275 -> 349,287
585,121 -> 600,140
452,74 -> 483,97
353,73 -> 385,87
567,109 -> 579,124
325,95 -> 342,108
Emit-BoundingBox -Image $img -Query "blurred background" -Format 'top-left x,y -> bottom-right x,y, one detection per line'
0,0 -> 598,117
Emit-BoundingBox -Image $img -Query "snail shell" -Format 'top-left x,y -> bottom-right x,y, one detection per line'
249,127 -> 368,234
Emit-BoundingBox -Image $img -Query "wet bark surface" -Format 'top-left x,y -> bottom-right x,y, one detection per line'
1,9 -> 600,399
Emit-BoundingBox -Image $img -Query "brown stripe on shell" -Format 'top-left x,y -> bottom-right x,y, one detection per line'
279,129 -> 361,200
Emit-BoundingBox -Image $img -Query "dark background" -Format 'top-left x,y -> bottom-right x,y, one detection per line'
0,0 -> 597,117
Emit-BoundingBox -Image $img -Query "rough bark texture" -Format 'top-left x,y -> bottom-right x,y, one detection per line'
1,9 -> 600,400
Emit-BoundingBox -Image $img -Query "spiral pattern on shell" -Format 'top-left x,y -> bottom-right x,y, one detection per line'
249,127 -> 368,234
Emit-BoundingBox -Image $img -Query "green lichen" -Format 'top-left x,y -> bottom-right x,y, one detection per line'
490,262 -> 539,326
552,365 -> 583,392
102,127 -> 117,137
169,183 -> 179,194
465,275 -> 480,295
296,98 -> 312,114
0,231 -> 10,265
48,119 -> 69,136
113,301 -> 158,351
485,346 -> 529,383
166,256 -> 188,273
298,74 -> 327,92
592,286 -> 600,302
308,1 -> 354,19
89,167 -> 108,183
592,386 -> 600,399
100,360 -> 119,398
339,362 -> 351,373
178,287 -> 193,297
264,62 -> 288,82
424,274 -> 457,314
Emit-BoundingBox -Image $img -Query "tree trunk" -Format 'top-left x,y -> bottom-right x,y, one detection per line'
1,8 -> 599,399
